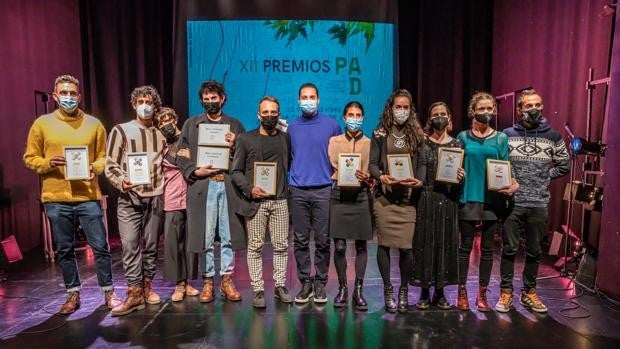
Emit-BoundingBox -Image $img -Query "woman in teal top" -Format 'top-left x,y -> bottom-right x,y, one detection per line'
456,92 -> 518,312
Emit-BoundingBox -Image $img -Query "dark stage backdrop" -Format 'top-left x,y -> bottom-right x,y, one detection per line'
492,0 -> 614,249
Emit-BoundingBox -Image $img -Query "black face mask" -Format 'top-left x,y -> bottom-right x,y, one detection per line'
523,108 -> 543,126
260,117 -> 278,131
202,101 -> 221,115
431,116 -> 449,131
474,112 -> 493,124
160,123 -> 177,142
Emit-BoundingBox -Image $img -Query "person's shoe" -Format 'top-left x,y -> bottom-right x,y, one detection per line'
457,284 -> 470,311
104,290 -> 122,309
220,274 -> 242,301
476,285 -> 490,312
185,283 -> 200,297
397,286 -> 409,313
253,290 -> 266,308
384,285 -> 397,313
520,289 -> 548,313
199,277 -> 215,303
111,285 -> 145,316
352,278 -> 368,311
171,282 -> 186,302
143,277 -> 161,305
294,280 -> 314,303
314,285 -> 328,304
59,291 -> 81,315
495,289 -> 514,313
416,296 -> 430,310
274,286 -> 293,303
333,286 -> 348,308
431,289 -> 451,310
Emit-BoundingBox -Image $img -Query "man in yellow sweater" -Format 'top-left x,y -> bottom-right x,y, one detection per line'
23,75 -> 121,315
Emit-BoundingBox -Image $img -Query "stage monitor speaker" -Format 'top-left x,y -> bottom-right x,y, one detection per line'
575,253 -> 597,290
0,235 -> 23,265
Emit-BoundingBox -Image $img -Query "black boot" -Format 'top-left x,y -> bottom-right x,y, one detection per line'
333,284 -> 348,308
352,278 -> 368,311
416,287 -> 430,310
384,285 -> 397,313
397,286 -> 409,313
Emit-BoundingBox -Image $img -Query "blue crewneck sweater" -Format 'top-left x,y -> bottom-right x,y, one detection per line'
288,113 -> 341,187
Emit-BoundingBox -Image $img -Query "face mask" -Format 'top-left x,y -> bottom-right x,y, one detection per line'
260,116 -> 279,131
474,112 -> 493,124
299,100 -> 318,116
160,123 -> 176,140
523,108 -> 543,125
345,118 -> 363,132
431,116 -> 449,131
393,109 -> 410,125
58,95 -> 78,113
136,104 -> 154,119
202,101 -> 221,115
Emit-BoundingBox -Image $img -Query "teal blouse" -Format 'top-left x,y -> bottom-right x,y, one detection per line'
457,130 -> 509,204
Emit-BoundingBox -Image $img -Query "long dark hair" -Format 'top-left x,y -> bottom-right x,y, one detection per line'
376,89 -> 424,152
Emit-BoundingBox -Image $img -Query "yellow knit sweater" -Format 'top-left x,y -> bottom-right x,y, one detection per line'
23,109 -> 107,203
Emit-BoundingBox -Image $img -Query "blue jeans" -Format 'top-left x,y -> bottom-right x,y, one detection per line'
44,201 -> 113,292
203,181 -> 234,277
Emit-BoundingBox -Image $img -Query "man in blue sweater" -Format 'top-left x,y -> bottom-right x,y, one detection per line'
288,83 -> 341,303
496,89 -> 569,313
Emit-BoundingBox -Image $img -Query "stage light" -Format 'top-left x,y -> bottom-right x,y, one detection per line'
570,137 -> 607,156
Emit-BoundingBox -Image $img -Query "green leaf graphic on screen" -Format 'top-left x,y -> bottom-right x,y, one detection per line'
327,22 -> 376,52
264,20 -> 316,47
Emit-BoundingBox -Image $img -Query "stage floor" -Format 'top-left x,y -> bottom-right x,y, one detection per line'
0,235 -> 619,348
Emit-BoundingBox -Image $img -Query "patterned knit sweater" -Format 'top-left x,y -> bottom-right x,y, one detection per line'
503,119 -> 569,207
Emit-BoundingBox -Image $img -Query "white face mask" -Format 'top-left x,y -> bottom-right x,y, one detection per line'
393,109 -> 410,125
136,104 -> 154,119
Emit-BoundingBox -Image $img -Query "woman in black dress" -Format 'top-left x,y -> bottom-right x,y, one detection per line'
411,102 -> 464,310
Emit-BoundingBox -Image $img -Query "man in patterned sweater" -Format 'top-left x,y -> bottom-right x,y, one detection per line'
496,89 -> 569,313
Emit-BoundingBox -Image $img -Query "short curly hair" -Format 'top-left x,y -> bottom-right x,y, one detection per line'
53,75 -> 79,91
155,107 -> 178,128
130,85 -> 162,110
467,91 -> 496,118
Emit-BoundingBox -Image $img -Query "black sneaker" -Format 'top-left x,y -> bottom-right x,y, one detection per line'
314,285 -> 328,304
275,286 -> 293,303
416,297 -> 430,310
435,296 -> 452,310
294,281 -> 314,303
253,291 -> 266,309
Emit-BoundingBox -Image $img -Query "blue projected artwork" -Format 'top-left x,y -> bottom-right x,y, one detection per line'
187,20 -> 395,135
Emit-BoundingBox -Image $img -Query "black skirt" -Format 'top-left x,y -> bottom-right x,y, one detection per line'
329,186 -> 373,240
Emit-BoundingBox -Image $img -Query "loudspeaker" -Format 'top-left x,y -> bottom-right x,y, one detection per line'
0,235 -> 23,265
575,253 -> 597,290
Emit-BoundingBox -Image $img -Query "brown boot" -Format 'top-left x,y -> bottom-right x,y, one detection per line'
220,274 -> 241,301
111,285 -> 145,316
104,289 -> 122,309
476,285 -> 490,312
457,284 -> 470,311
59,291 -> 81,315
143,277 -> 161,305
199,277 -> 215,303
185,283 -> 200,297
171,282 -> 186,302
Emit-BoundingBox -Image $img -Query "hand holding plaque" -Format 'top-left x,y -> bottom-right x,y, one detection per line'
64,146 -> 90,180
486,159 -> 512,190
337,153 -> 361,187
436,147 -> 464,183
387,154 -> 413,181
253,162 -> 277,196
127,152 -> 151,185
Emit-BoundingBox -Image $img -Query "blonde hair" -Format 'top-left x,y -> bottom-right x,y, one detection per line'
467,91 -> 496,118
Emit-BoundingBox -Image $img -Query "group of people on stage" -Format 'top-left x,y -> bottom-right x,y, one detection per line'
23,74 -> 568,316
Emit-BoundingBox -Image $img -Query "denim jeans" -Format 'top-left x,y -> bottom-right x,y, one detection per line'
203,180 -> 234,277
500,206 -> 547,291
44,201 -> 113,292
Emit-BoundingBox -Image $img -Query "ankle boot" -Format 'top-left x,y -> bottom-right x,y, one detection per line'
476,285 -> 490,312
457,284 -> 470,311
143,276 -> 161,305
397,286 -> 409,313
352,278 -> 368,311
111,285 -> 145,316
333,284 -> 348,308
384,285 -> 397,313
416,287 -> 430,310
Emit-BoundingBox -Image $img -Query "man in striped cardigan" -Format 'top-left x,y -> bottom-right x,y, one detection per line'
105,85 -> 167,316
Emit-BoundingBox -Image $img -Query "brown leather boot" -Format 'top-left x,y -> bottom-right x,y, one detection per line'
457,284 -> 470,311
104,290 -> 122,309
111,285 -> 145,316
220,274 -> 241,301
476,285 -> 490,312
59,291 -> 81,315
200,277 -> 215,303
143,276 -> 161,305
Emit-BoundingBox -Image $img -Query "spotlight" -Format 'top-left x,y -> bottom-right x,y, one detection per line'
570,137 -> 607,156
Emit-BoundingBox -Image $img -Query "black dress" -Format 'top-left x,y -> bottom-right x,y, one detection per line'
412,138 -> 462,288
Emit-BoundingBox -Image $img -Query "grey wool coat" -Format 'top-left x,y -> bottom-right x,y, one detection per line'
176,112 -> 248,252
